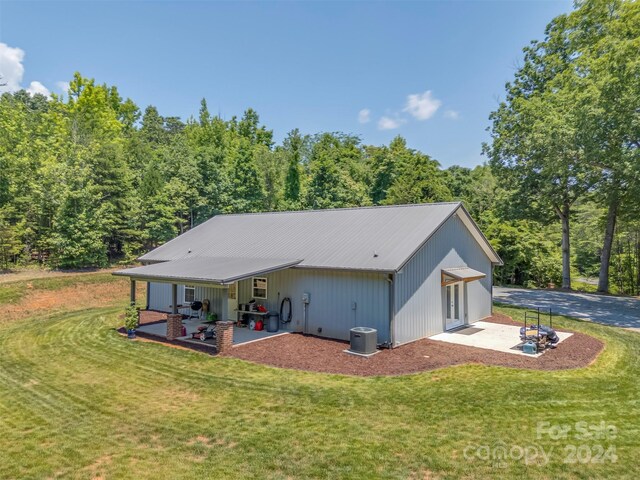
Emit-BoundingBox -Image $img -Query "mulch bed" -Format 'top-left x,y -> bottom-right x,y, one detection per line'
224,313 -> 604,376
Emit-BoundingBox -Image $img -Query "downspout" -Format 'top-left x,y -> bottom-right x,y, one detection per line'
491,265 -> 494,315
388,272 -> 396,348
146,281 -> 151,310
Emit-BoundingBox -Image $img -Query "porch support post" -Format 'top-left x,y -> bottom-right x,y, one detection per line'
222,287 -> 229,322
166,314 -> 183,340
171,283 -> 178,314
215,321 -> 234,354
130,279 -> 136,306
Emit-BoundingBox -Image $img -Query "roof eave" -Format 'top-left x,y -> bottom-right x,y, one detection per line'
114,259 -> 304,285
456,204 -> 503,266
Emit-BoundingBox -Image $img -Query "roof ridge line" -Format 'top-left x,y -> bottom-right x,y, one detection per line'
211,202 -> 463,218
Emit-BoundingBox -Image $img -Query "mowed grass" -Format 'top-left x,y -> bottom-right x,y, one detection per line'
0,276 -> 639,478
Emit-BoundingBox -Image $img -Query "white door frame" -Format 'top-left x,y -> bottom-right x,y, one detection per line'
445,281 -> 465,330
227,283 -> 238,321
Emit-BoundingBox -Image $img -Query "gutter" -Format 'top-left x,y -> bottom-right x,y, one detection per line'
130,261 -> 396,275
491,265 -> 494,314
388,272 -> 396,348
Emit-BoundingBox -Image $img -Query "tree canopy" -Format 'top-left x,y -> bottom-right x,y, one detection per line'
485,0 -> 640,292
1,0 -> 638,295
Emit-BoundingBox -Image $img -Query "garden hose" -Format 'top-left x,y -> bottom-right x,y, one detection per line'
280,297 -> 292,324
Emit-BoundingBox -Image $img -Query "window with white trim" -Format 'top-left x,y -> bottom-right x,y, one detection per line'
252,277 -> 267,299
184,285 -> 196,304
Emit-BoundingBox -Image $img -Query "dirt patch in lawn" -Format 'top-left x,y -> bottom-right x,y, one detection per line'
225,314 -> 604,376
139,310 -> 168,325
2,278 -> 135,325
0,267 -> 117,284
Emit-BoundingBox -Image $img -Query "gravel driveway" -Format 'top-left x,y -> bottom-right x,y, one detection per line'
494,287 -> 640,329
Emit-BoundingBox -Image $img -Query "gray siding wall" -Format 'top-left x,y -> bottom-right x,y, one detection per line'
196,285 -> 229,321
394,213 -> 492,345
148,282 -> 228,320
148,282 -> 183,312
237,268 -> 390,342
148,269 -> 388,342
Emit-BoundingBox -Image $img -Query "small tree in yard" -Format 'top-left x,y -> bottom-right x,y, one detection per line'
124,305 -> 139,337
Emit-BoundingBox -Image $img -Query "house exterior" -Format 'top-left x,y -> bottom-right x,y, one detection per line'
114,202 -> 502,347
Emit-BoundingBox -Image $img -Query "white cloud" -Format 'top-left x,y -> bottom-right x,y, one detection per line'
0,42 -> 50,97
0,43 -> 25,91
56,81 -> 70,93
358,108 -> 371,124
403,90 -> 441,120
444,109 -> 459,120
26,81 -> 50,97
378,116 -> 405,130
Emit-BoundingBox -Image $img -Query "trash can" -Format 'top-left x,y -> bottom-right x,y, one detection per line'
266,313 -> 280,333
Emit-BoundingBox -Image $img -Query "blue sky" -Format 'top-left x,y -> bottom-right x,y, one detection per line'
0,0 -> 572,168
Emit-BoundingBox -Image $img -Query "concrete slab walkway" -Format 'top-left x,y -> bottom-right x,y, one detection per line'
430,321 -> 572,357
494,287 -> 640,329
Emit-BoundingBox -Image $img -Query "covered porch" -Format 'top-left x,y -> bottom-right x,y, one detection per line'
115,256 -> 302,352
136,312 -> 288,347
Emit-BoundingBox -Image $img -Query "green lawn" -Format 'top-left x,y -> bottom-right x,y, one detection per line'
0,277 -> 638,478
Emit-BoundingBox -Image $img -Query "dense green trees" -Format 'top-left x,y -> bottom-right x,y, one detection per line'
0,72 -> 635,292
486,0 -> 640,293
1,0 -> 638,295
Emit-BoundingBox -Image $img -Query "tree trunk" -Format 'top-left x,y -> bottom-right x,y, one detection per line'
557,202 -> 572,289
636,231 -> 640,296
597,196 -> 619,293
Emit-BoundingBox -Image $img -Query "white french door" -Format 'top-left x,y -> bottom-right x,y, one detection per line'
445,282 -> 464,330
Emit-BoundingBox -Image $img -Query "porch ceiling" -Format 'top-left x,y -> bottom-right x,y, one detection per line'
114,256 -> 303,285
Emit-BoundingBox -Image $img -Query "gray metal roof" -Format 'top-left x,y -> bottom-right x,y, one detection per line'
136,202 -> 501,272
114,257 -> 303,284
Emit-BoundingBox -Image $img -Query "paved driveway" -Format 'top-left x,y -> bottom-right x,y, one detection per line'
494,287 -> 640,329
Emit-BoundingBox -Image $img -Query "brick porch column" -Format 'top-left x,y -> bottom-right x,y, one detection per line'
166,314 -> 183,340
215,321 -> 234,353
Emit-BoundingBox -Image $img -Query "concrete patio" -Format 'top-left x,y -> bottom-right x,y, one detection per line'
430,321 -> 572,357
137,316 -> 288,347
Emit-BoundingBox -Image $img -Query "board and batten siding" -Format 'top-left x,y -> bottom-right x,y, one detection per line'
148,282 -> 181,312
147,268 -> 388,342
148,282 -> 228,320
393,213 -> 492,346
237,268 -> 390,342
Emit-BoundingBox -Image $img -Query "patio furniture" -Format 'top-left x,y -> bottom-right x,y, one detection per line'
236,309 -> 268,327
176,304 -> 191,318
201,299 -> 210,319
520,308 -> 559,352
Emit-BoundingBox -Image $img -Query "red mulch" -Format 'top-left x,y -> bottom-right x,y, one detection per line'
224,313 -> 604,376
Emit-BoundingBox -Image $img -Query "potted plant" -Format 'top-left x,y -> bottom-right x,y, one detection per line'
206,312 -> 218,323
124,305 -> 139,339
